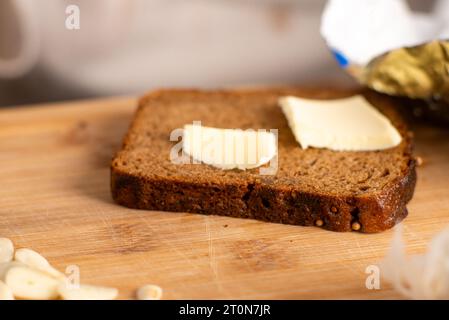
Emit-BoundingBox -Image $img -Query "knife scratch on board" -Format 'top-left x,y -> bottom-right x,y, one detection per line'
204,216 -> 232,298
137,215 -> 202,273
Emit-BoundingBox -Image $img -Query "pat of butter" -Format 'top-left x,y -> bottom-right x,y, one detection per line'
278,95 -> 402,151
183,124 -> 276,170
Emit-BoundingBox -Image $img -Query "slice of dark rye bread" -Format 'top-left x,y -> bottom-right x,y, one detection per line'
111,88 -> 417,233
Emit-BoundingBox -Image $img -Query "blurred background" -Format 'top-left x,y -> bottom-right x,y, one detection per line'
0,0 -> 430,107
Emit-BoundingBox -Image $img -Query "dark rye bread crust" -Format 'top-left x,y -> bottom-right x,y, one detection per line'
111,88 -> 417,233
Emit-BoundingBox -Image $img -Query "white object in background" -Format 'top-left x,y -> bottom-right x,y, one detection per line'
321,0 -> 449,66
0,0 -> 40,78
279,95 -> 402,151
0,0 -> 334,95
435,0 -> 449,39
380,225 -> 449,299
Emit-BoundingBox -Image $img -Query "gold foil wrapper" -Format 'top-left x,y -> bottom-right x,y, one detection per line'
360,40 -> 449,103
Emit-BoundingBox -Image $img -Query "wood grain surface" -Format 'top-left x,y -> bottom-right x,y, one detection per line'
1,97 -> 448,299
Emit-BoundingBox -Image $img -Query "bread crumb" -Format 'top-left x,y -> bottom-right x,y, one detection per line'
415,156 -> 424,167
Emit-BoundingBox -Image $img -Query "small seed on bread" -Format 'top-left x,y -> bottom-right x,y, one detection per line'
352,222 -> 361,231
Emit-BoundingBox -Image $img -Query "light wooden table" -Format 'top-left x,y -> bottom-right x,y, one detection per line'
1,97 -> 448,299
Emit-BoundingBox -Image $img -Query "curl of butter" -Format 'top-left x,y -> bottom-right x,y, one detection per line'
279,95 -> 402,151
183,124 -> 277,170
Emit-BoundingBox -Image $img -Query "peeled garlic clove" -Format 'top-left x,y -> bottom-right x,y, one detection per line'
0,238 -> 14,264
0,262 -> 24,281
0,280 -> 14,300
5,266 -> 60,300
58,283 -> 118,300
14,248 -> 64,279
136,284 -> 163,300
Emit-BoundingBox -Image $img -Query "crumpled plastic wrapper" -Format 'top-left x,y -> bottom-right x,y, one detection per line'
321,0 -> 449,123
380,225 -> 449,299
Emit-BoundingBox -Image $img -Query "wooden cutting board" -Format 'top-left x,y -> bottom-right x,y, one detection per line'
1,97 -> 448,300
